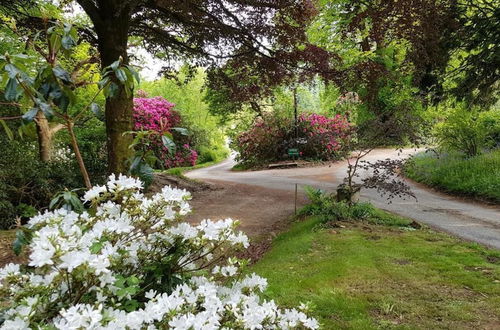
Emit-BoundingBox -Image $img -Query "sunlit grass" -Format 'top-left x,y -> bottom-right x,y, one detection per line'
250,216 -> 500,329
404,150 -> 500,202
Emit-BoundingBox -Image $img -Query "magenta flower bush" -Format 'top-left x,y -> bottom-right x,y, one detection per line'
297,113 -> 352,159
235,113 -> 353,165
133,97 -> 181,133
133,97 -> 198,168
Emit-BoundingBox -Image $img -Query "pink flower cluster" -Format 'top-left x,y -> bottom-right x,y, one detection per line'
235,113 -> 353,164
298,113 -> 352,155
133,97 -> 198,168
133,97 -> 181,133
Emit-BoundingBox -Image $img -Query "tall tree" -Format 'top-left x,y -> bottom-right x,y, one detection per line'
69,0 -> 329,173
451,0 -> 500,106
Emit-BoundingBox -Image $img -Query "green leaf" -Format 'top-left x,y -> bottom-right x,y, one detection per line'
114,68 -> 127,83
161,135 -> 176,154
22,108 -> 38,122
53,66 -> 72,83
127,276 -> 139,285
11,54 -> 30,60
123,300 -> 139,312
12,228 -> 32,256
0,120 -> 14,140
61,35 -> 76,50
49,33 -> 62,55
38,102 -> 54,119
91,103 -> 105,121
4,78 -> 19,101
4,63 -> 20,79
126,65 -> 140,84
90,242 -> 103,254
98,76 -> 110,89
130,156 -> 142,171
110,60 -> 120,71
172,127 -> 189,136
104,82 -> 120,98
49,195 -> 60,209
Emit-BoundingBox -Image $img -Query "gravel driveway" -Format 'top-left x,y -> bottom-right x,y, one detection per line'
187,149 -> 500,249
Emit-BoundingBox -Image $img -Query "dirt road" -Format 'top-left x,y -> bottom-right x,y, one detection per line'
187,149 -> 500,249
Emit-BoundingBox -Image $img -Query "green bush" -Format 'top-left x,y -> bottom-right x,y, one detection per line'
197,145 -> 228,163
0,125 -> 108,229
300,187 -> 410,227
435,107 -> 499,157
0,140 -> 80,228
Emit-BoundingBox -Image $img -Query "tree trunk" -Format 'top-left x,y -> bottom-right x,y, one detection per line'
94,7 -> 134,174
35,111 -> 54,162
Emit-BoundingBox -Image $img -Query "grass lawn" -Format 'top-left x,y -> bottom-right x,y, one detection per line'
404,150 -> 500,203
250,216 -> 500,329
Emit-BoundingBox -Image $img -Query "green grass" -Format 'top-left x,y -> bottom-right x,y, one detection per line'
404,150 -> 500,202
250,216 -> 500,329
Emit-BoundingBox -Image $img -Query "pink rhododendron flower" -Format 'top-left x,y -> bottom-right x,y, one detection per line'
133,97 -> 197,168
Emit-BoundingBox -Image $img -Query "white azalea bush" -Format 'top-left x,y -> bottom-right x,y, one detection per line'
0,175 -> 318,329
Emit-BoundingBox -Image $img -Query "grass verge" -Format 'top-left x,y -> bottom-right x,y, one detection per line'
404,150 -> 500,203
250,215 -> 500,329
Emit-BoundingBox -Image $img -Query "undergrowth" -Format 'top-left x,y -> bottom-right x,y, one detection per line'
404,150 -> 500,202
300,186 -> 411,228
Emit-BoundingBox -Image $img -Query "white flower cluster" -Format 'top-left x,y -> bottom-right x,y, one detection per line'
52,146 -> 75,164
0,175 -> 318,329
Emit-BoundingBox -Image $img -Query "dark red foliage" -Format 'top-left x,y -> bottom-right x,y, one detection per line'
341,0 -> 460,96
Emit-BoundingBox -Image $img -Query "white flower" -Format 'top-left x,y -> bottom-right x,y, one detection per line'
28,239 -> 56,267
55,304 -> 104,329
59,250 -> 92,272
169,223 -> 198,241
0,263 -> 20,281
107,174 -> 143,192
83,185 -> 107,202
0,317 -> 30,330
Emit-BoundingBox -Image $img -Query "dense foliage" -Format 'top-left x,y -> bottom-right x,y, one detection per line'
405,150 -> 500,202
0,176 -> 318,329
133,96 -> 198,169
0,128 -> 107,229
434,107 -> 500,157
139,69 -> 228,164
300,187 -> 411,228
235,113 -> 352,166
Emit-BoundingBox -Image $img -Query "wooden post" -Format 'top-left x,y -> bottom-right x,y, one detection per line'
294,183 -> 298,215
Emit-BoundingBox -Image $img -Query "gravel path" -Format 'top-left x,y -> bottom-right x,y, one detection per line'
187,149 -> 500,249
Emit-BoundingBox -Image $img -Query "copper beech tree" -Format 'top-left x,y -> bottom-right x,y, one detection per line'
2,0 -> 322,173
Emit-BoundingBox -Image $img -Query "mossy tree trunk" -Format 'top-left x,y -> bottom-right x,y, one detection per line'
93,3 -> 134,174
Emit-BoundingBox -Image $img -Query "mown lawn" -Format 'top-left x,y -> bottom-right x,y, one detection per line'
250,216 -> 500,329
404,150 -> 500,203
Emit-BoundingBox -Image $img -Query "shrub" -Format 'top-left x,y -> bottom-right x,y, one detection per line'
0,140 -> 83,229
0,122 -> 108,229
300,187 -> 410,227
235,113 -> 352,166
133,97 -> 198,168
0,175 -> 318,329
435,107 -> 500,157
